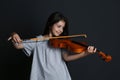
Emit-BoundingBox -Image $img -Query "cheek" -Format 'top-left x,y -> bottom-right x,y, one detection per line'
53,26 -> 58,31
51,26 -> 57,33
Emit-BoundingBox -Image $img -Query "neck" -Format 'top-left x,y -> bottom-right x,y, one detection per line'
49,32 -> 53,37
43,32 -> 53,38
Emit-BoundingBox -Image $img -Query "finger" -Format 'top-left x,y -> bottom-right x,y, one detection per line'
88,46 -> 92,50
15,37 -> 20,43
12,40 -> 19,46
88,46 -> 94,50
88,46 -> 96,53
93,48 -> 97,53
13,37 -> 19,43
17,37 -> 22,43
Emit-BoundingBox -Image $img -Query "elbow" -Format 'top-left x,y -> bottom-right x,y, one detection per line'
63,53 -> 73,62
63,57 -> 72,62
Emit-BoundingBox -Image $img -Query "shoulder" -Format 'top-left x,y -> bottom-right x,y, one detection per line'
36,35 -> 43,38
36,35 -> 48,44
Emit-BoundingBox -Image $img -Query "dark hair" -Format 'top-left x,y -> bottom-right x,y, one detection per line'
43,12 -> 69,36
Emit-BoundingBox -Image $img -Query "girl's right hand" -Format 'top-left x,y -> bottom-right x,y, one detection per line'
8,32 -> 22,43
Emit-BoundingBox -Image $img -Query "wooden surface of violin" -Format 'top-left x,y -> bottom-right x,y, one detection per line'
49,39 -> 112,62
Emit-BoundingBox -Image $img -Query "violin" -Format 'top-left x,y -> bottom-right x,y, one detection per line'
49,39 -> 112,62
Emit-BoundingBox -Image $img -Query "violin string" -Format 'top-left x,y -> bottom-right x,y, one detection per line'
8,34 -> 87,43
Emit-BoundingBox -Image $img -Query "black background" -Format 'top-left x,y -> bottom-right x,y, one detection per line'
0,0 -> 119,80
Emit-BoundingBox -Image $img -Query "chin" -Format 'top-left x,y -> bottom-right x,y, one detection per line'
54,35 -> 59,37
53,34 -> 60,37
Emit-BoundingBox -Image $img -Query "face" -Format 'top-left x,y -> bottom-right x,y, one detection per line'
50,20 -> 65,36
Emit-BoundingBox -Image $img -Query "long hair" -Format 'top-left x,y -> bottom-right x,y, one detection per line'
42,12 -> 69,36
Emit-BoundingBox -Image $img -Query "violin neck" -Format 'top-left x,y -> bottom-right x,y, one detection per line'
72,40 -> 101,53
71,41 -> 88,47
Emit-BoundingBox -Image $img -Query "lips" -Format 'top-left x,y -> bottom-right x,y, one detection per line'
56,31 -> 61,35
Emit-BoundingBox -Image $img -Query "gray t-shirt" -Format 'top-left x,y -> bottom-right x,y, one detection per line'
22,35 -> 71,80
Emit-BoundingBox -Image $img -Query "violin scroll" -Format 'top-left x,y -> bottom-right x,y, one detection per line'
98,51 -> 112,62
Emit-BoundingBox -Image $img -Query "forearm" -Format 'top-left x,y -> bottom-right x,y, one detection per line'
64,52 -> 90,62
13,42 -> 24,49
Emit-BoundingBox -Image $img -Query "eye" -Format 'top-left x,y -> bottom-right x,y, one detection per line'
57,25 -> 61,28
56,24 -> 65,29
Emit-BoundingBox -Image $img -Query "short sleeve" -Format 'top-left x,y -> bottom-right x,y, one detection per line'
22,40 -> 37,56
22,35 -> 42,56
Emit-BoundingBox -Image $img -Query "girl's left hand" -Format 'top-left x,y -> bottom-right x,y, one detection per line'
87,46 -> 97,54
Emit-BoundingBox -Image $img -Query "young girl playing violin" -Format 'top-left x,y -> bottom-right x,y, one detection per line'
9,12 -> 97,80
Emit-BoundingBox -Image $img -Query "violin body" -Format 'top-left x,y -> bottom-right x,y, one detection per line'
50,39 -> 87,53
50,39 -> 112,62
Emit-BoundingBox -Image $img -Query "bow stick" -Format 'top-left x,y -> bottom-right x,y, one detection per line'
8,34 -> 87,42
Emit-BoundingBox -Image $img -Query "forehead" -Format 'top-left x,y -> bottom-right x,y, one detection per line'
55,20 -> 65,26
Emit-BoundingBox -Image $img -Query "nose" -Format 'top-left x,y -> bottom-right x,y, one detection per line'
59,28 -> 63,33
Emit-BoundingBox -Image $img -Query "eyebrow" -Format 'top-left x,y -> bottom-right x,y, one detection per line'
57,23 -> 65,27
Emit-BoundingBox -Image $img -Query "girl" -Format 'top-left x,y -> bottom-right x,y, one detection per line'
9,12 -> 96,80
